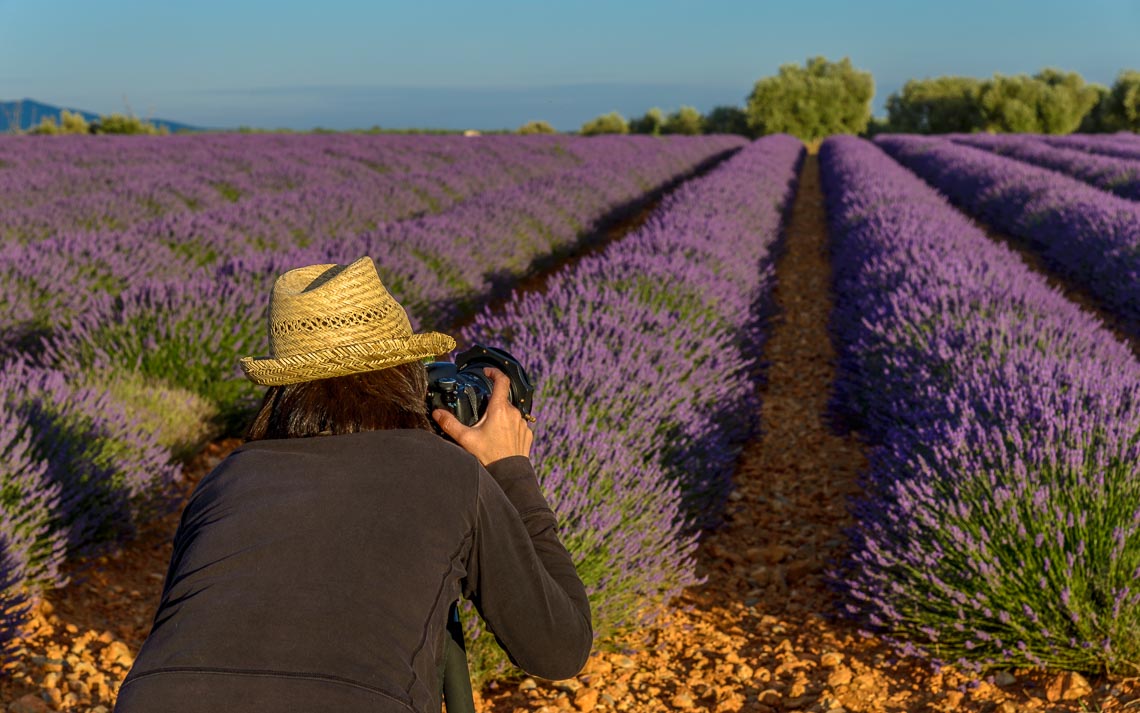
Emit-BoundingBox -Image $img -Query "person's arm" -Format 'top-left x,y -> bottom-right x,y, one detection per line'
433,367 -> 592,679
463,455 -> 592,680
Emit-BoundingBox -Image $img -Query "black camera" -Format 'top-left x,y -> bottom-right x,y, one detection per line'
426,344 -> 535,430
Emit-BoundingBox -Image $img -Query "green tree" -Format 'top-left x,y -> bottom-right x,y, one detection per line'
517,120 -> 557,135
28,116 -> 60,135
1098,69 -> 1140,132
580,112 -> 629,136
93,113 -> 169,135
885,77 -> 984,133
629,107 -> 665,135
702,105 -> 750,136
29,110 -> 92,135
1079,84 -> 1113,132
746,56 -> 874,140
978,68 -> 1100,134
661,106 -> 704,135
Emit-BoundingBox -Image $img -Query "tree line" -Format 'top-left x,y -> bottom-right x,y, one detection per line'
542,58 -> 1140,140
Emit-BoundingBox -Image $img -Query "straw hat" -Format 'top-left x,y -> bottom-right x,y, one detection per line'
239,256 -> 455,386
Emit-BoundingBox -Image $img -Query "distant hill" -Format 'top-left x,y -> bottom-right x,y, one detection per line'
0,98 -> 201,133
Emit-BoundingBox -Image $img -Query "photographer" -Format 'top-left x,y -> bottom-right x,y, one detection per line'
115,256 -> 593,713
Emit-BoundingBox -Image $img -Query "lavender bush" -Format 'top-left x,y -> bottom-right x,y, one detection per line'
876,134 -> 1140,340
0,358 -> 182,660
458,135 -> 804,682
949,132 -> 1140,201
821,135 -> 1140,675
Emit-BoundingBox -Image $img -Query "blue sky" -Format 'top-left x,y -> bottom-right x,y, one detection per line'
1,0 -> 1137,130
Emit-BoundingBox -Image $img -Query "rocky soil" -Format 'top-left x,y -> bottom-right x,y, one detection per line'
3,152 -> 1139,713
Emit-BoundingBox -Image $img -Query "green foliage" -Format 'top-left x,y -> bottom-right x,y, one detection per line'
89,371 -> 221,462
978,68 -> 1100,134
702,105 -> 750,136
1079,85 -> 1113,132
92,113 -> 169,135
60,110 -> 90,134
579,111 -> 629,136
746,56 -> 874,140
1098,69 -> 1140,132
885,77 -> 985,133
661,106 -> 704,136
27,117 -> 59,135
629,107 -> 665,135
517,120 -> 557,135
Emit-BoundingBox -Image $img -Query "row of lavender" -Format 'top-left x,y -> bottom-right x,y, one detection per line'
0,134 -> 746,661
0,134 -> 583,241
1046,132 -> 1140,162
947,132 -> 1140,201
820,135 -> 1140,674
2,135 -> 743,357
456,134 -> 804,682
875,134 -> 1140,341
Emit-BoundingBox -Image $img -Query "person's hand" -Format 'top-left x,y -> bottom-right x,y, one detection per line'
432,367 -> 534,466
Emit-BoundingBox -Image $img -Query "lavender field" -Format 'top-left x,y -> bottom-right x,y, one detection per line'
0,132 -> 745,662
3,129 -> 1140,694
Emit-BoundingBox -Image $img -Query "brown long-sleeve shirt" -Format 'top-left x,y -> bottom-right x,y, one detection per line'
115,428 -> 592,712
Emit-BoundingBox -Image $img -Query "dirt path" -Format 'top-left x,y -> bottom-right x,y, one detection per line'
473,154 -> 1138,713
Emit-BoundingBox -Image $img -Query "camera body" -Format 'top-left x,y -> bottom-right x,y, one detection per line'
426,344 -> 535,430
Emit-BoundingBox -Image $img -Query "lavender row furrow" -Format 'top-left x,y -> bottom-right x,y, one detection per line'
949,133 -> 1140,201
457,135 -> 803,681
821,135 -> 1140,674
2,133 -> 588,241
1045,133 -> 1140,162
0,134 -> 584,239
876,134 -> 1140,339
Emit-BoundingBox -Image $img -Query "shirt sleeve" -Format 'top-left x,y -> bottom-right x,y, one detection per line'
461,455 -> 593,681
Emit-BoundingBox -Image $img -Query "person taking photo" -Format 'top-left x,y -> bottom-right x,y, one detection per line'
115,256 -> 593,712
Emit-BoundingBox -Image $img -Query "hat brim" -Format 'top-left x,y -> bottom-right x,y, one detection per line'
240,332 -> 456,386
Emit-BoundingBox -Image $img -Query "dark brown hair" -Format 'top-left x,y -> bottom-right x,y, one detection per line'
246,361 -> 432,441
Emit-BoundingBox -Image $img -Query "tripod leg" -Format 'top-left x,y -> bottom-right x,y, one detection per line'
442,601 -> 476,713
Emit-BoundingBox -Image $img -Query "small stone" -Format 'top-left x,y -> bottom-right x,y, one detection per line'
993,671 -> 1016,687
519,678 -> 538,691
553,678 -> 582,694
734,663 -> 754,682
819,652 -> 844,668
613,655 -> 636,669
945,691 -> 964,707
827,666 -> 853,687
852,673 -> 877,690
759,544 -> 794,565
670,691 -> 695,709
759,689 -> 782,707
8,694 -> 51,713
1061,671 -> 1092,701
574,687 -> 599,712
